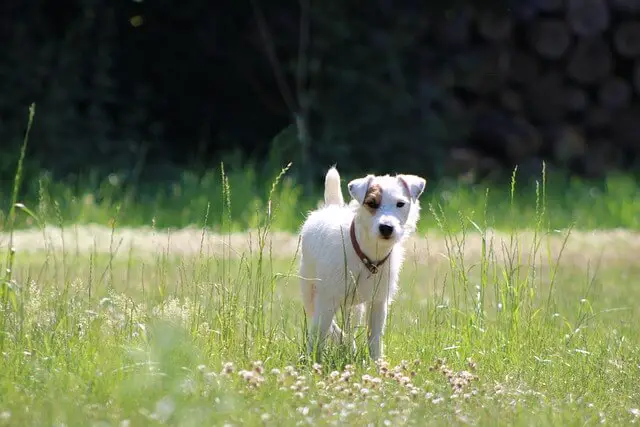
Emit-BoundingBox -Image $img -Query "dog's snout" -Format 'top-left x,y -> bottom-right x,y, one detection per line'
378,224 -> 393,238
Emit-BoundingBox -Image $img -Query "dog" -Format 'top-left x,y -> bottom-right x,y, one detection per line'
298,166 -> 426,362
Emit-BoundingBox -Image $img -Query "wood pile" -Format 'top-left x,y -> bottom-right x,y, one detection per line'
433,0 -> 640,180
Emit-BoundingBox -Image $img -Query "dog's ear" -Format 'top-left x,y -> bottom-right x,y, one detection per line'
348,175 -> 374,204
398,175 -> 426,201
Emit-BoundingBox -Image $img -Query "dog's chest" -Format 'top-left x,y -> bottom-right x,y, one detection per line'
346,263 -> 397,304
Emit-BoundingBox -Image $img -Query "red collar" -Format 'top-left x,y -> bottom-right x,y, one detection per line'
350,220 -> 392,274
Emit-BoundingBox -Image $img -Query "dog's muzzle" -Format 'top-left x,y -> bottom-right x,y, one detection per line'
378,224 -> 393,239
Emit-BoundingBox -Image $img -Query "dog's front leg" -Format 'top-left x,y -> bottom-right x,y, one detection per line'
367,300 -> 388,362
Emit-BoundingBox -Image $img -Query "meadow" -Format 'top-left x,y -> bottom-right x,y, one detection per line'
1,124 -> 640,425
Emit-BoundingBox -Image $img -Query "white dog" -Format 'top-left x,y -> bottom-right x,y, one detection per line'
298,166 -> 426,361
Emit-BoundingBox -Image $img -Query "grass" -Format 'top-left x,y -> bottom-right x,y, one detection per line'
1,107 -> 639,425
2,158 -> 640,234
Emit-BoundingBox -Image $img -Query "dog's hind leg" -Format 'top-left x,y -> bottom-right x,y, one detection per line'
353,303 -> 366,328
329,312 -> 358,354
300,256 -> 336,360
308,302 -> 337,361
299,256 -> 315,319
328,319 -> 345,342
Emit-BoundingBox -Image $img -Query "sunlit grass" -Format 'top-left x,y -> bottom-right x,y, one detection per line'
0,167 -> 639,425
1,161 -> 640,234
1,106 -> 639,426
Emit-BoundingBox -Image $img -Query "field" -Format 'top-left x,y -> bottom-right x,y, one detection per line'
0,160 -> 640,426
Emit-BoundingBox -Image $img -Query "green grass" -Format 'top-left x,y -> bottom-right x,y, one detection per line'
0,169 -> 639,425
1,106 -> 639,425
2,159 -> 640,234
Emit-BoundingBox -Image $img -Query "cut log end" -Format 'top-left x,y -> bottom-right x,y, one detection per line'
461,48 -> 511,95
567,0 -> 610,37
633,61 -> 640,95
613,21 -> 640,58
610,0 -> 640,13
435,8 -> 474,47
548,125 -> 586,164
525,72 -> 567,123
537,0 -> 563,12
598,77 -> 632,110
505,116 -> 543,161
584,107 -> 612,130
582,140 -> 622,178
530,19 -> 572,59
500,89 -> 523,112
477,12 -> 513,42
509,51 -> 540,85
567,37 -> 612,84
565,86 -> 590,113
611,106 -> 640,148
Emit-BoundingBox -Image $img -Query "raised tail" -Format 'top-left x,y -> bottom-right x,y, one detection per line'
324,166 -> 344,206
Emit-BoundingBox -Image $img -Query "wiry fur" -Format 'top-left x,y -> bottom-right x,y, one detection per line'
298,167 -> 426,361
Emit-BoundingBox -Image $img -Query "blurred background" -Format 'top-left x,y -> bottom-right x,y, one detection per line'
1,0 -> 639,230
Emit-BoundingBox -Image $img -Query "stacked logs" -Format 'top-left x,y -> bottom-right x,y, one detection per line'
434,0 -> 640,180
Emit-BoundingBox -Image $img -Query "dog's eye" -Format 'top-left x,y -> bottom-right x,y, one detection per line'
396,201 -> 406,208
366,200 -> 379,209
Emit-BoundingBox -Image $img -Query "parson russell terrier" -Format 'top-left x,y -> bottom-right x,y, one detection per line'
298,166 -> 426,361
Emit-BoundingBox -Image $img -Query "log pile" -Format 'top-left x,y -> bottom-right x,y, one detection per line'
433,1 -> 640,180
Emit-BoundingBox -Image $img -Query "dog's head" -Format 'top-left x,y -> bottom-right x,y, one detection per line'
348,173 -> 426,242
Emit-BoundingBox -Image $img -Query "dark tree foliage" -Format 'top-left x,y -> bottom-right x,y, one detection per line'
0,0 -> 508,185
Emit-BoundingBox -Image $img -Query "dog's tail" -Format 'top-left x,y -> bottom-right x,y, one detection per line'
324,166 -> 344,206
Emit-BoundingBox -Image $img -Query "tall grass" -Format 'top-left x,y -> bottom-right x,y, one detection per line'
1,103 -> 36,351
0,108 -> 639,425
1,153 -> 640,234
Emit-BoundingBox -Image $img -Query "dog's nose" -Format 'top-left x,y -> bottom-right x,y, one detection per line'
378,224 -> 394,238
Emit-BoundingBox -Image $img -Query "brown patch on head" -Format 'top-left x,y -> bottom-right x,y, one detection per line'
363,184 -> 383,214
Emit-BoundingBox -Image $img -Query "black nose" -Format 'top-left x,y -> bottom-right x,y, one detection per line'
379,224 -> 393,238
